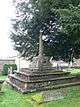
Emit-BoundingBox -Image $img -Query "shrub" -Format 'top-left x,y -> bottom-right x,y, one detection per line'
2,64 -> 17,75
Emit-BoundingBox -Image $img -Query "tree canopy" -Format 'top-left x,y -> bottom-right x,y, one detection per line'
57,5 -> 80,61
11,0 -> 80,61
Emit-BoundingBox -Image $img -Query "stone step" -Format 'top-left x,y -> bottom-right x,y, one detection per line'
14,71 -> 70,81
20,68 -> 64,73
42,81 -> 80,91
6,80 -> 25,92
8,74 -> 75,83
8,74 -> 80,91
7,79 -> 80,93
15,70 -> 69,75
34,81 -> 80,92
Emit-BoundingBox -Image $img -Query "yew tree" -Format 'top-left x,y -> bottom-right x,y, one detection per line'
11,0 -> 80,61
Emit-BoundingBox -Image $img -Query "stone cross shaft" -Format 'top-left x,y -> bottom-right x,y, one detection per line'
38,31 -> 44,70
39,31 -> 43,57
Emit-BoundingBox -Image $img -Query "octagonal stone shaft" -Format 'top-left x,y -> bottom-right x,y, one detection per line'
38,31 -> 44,71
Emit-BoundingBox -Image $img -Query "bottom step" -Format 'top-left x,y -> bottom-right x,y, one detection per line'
6,80 -> 25,93
6,80 -> 80,93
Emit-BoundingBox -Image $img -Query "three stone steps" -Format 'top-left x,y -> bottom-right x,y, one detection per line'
7,70 -> 80,93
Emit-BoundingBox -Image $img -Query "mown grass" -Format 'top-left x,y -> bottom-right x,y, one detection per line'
44,86 -> 80,107
0,85 -> 34,107
70,68 -> 80,74
0,68 -> 80,107
0,75 -> 7,80
0,84 -> 80,107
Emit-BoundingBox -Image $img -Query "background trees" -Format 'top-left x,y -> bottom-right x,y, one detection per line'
11,0 -> 80,61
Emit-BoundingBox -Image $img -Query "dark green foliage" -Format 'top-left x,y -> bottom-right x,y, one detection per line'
11,0 -> 80,61
11,0 -> 60,60
2,64 -> 17,75
57,5 -> 80,61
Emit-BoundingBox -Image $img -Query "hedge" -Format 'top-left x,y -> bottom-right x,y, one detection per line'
2,64 -> 17,75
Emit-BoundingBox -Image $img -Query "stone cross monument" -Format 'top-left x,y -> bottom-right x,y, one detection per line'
29,30 -> 52,70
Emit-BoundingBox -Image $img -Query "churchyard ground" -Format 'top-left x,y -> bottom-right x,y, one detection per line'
0,68 -> 80,107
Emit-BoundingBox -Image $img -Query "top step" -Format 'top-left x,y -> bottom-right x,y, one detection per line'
20,68 -> 64,72
14,70 -> 70,76
19,68 -> 65,74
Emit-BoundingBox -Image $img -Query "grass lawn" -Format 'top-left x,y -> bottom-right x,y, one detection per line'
0,69 -> 80,107
0,75 -> 7,80
68,68 -> 80,74
0,83 -> 80,107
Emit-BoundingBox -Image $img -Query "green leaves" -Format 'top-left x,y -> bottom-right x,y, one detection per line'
11,0 -> 80,61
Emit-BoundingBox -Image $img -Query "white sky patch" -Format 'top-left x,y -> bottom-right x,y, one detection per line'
0,0 -> 18,58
